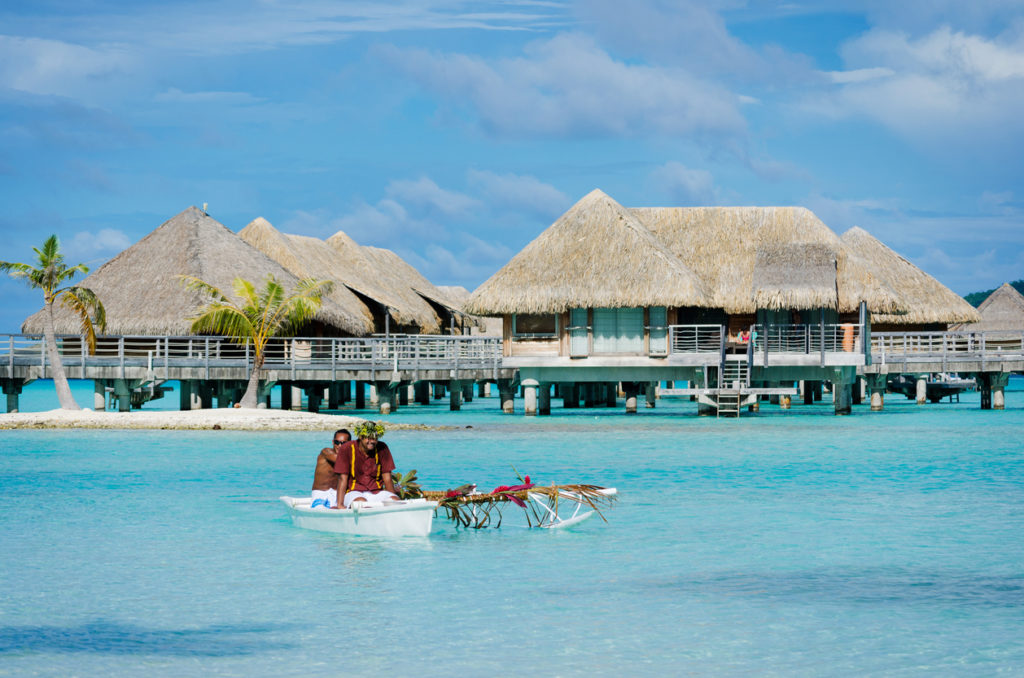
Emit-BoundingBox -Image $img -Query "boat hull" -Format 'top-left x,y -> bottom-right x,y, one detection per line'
280,496 -> 437,537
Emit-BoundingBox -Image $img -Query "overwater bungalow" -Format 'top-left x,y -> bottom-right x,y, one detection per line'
359,244 -> 468,334
23,207 -> 368,338
241,219 -> 438,334
839,227 -> 979,331
18,207 -> 371,409
466,189 -> 977,415
952,283 -> 1024,332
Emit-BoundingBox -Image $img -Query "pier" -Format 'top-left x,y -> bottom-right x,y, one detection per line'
3,327 -> 1022,415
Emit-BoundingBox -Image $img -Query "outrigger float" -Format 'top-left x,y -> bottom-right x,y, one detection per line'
280,478 -> 617,538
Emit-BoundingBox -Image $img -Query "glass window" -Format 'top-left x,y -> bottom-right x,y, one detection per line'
593,307 -> 644,353
513,313 -> 557,337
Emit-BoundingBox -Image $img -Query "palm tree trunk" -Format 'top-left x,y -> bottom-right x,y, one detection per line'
239,357 -> 262,408
44,301 -> 80,410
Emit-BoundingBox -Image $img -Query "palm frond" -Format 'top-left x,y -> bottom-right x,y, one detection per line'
190,306 -> 255,342
178,275 -> 231,304
58,286 -> 107,353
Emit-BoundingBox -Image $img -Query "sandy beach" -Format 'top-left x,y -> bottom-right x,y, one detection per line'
0,407 -> 437,431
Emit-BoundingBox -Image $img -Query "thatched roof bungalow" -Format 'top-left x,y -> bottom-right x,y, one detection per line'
467,190 -> 970,361
839,227 -> 980,329
239,218 -> 432,333
22,207 -> 368,337
324,230 -> 443,333
361,245 -> 479,333
952,283 -> 1024,331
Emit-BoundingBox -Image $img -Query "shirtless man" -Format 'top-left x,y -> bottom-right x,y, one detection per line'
310,428 -> 350,508
334,421 -> 399,508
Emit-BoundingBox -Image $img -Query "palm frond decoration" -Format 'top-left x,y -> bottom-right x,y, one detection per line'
422,482 -> 617,529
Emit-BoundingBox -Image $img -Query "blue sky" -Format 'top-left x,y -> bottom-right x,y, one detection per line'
2,0 -> 1023,333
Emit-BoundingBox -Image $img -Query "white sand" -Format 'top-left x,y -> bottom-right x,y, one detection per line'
0,408 -> 434,431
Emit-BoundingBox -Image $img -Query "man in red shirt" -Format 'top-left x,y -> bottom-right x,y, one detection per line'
333,421 -> 399,508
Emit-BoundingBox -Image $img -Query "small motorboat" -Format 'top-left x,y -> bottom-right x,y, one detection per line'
279,496 -> 438,537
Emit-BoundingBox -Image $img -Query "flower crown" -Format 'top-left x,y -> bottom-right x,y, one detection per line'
354,420 -> 385,439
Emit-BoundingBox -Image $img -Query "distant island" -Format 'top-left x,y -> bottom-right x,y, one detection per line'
964,279 -> 1024,307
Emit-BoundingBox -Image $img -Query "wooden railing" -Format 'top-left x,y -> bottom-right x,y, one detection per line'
1,334 -> 504,379
871,331 -> 1024,365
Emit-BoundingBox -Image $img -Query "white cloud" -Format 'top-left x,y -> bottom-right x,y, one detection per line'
285,198 -> 444,245
827,67 -> 895,84
466,169 -> 569,217
67,228 -> 132,264
829,26 -> 1024,143
377,32 -> 746,138
0,35 -> 131,99
154,88 -> 264,105
385,177 -> 479,218
651,161 -> 717,204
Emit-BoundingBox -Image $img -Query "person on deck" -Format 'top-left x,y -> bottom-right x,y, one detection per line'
333,421 -> 399,508
310,428 -> 351,508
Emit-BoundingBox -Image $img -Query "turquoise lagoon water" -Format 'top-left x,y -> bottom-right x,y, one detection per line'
2,379 -> 1024,676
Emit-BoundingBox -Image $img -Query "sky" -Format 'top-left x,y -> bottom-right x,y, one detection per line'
1,0 -> 1023,333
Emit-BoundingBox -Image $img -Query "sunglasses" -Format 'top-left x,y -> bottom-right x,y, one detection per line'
333,439 -> 347,445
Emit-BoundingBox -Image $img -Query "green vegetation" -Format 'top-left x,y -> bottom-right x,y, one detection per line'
0,235 -> 106,410
964,279 -> 1024,307
181,274 -> 332,408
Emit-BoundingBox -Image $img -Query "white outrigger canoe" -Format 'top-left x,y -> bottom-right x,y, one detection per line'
280,486 -> 617,537
279,497 -> 438,537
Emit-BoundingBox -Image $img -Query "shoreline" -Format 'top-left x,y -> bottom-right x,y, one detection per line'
0,408 -> 442,431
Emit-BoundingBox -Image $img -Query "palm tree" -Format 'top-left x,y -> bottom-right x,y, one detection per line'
1,235 -> 106,410
181,274 -> 333,408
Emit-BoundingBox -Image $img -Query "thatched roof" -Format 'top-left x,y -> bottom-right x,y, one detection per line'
323,231 -> 442,333
752,243 -> 837,311
632,206 -> 857,313
466,189 -> 710,314
840,227 -> 980,325
360,245 -> 462,316
22,207 -> 369,336
952,283 -> 1024,331
238,218 -> 378,333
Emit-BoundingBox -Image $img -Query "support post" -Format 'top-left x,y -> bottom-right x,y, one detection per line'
449,379 -> 462,411
522,379 -> 538,416
291,385 -> 303,411
178,380 -> 192,411
538,383 -> 551,415
606,382 -> 617,407
645,382 -> 656,408
803,380 -> 814,406
562,383 -> 579,409
979,373 -> 992,410
780,391 -> 791,410
915,375 -> 927,405
477,381 -> 487,398
833,368 -> 854,416
306,387 -> 322,413
415,381 -> 430,405
355,381 -> 366,410
113,378 -> 132,412
280,382 -> 292,411
462,382 -> 473,403
498,378 -> 515,414
993,373 -> 1009,410
376,382 -> 393,415
867,374 -> 886,412
90,379 -> 105,411
623,382 -> 639,414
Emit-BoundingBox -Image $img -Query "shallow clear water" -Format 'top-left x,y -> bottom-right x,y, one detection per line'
2,379 -> 1024,676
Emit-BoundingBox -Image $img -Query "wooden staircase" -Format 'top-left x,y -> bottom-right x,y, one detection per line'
716,357 -> 749,418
